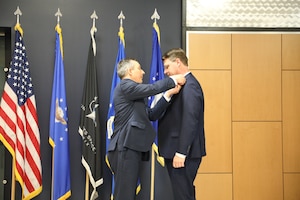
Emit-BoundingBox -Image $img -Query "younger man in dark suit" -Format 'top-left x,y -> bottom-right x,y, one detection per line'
151,48 -> 206,200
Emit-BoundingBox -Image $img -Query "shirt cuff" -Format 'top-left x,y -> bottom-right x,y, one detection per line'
163,93 -> 172,102
170,76 -> 178,85
175,152 -> 186,158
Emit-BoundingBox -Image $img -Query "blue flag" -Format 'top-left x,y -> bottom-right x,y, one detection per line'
49,24 -> 71,200
148,22 -> 165,160
106,25 -> 125,199
147,22 -> 174,200
106,26 -> 125,150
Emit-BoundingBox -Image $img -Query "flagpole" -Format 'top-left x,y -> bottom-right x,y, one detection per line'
106,11 -> 125,199
149,9 -> 161,200
50,8 -> 73,200
50,10 -> 62,200
10,7 -> 22,200
51,150 -> 54,200
82,11 -> 99,200
150,147 -> 155,200
85,172 -> 89,200
10,158 -> 15,200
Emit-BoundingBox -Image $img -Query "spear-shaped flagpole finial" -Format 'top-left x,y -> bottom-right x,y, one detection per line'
90,10 -> 98,31
151,8 -> 160,24
90,10 -> 98,56
55,8 -> 62,25
14,6 -> 22,25
118,11 -> 125,27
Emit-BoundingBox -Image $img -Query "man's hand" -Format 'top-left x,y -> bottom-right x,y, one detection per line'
171,74 -> 186,86
173,154 -> 186,168
165,85 -> 182,98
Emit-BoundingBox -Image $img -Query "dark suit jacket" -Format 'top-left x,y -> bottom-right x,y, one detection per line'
153,73 -> 206,159
107,77 -> 176,153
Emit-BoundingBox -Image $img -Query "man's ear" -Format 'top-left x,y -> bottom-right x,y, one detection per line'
128,68 -> 132,76
176,58 -> 180,67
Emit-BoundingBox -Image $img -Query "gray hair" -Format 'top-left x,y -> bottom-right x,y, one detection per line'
117,58 -> 136,79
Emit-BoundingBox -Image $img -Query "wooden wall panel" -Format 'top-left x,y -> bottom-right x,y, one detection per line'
233,122 -> 283,200
195,174 -> 232,200
188,33 -> 300,200
282,34 -> 300,70
232,34 -> 281,121
187,33 -> 231,70
282,71 -> 300,172
192,70 -> 232,173
284,174 -> 300,200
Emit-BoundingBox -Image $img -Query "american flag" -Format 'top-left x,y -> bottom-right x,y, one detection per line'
0,24 -> 42,199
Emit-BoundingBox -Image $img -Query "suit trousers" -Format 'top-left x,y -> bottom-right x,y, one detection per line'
107,148 -> 143,200
165,157 -> 201,200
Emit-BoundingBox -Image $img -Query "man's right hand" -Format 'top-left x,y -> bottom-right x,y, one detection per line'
165,85 -> 182,98
172,74 -> 186,86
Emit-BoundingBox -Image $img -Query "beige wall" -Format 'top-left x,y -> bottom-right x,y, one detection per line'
187,33 -> 300,200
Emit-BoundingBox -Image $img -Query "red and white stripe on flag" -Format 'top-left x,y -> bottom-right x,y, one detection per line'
0,26 -> 42,200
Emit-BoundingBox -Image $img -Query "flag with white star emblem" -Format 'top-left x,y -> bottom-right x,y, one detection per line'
78,30 -> 103,200
0,23 -> 42,199
49,24 -> 71,200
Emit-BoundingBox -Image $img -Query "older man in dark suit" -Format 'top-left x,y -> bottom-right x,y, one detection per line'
107,58 -> 185,200
150,48 -> 206,200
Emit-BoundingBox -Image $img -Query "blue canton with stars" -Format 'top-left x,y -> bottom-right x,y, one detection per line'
7,30 -> 34,106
